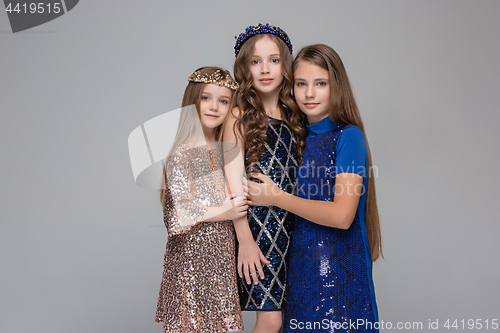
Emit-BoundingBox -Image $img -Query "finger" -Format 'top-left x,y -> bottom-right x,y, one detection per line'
250,172 -> 263,180
243,264 -> 252,285
247,199 -> 254,206
249,263 -> 259,285
260,252 -> 271,265
255,261 -> 265,280
237,260 -> 243,278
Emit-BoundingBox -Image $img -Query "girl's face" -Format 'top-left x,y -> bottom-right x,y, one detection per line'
249,36 -> 283,95
199,83 -> 232,132
294,61 -> 331,125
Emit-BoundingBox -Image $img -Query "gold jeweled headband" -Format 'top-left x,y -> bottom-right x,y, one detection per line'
187,70 -> 239,91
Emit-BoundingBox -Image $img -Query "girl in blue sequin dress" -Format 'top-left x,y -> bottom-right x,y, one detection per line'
246,44 -> 382,333
223,24 -> 307,333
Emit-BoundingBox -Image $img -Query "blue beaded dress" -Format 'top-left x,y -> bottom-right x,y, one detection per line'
238,116 -> 298,311
283,117 -> 378,332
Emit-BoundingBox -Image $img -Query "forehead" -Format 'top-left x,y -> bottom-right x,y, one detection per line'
202,83 -> 232,96
294,61 -> 329,78
253,36 -> 281,56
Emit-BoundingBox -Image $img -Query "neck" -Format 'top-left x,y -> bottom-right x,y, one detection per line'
260,90 -> 281,119
202,127 -> 217,148
307,114 -> 329,125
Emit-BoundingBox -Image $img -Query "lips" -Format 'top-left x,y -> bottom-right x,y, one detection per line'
260,78 -> 274,84
304,103 -> 319,108
204,114 -> 219,118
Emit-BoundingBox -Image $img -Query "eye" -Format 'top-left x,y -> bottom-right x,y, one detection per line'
295,82 -> 306,87
220,99 -> 228,104
317,81 -> 327,86
201,95 -> 209,100
251,59 -> 260,65
271,58 -> 280,63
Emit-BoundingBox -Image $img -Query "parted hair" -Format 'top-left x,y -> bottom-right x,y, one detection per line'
294,44 -> 382,261
232,34 -> 307,170
159,66 -> 237,206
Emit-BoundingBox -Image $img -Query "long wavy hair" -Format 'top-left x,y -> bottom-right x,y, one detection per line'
233,34 -> 307,170
294,44 -> 382,261
159,66 -> 237,205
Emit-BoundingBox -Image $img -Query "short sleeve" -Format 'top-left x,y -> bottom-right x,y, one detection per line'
163,147 -> 208,236
335,126 -> 368,178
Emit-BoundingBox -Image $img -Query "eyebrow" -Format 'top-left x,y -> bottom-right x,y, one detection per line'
294,77 -> 329,81
220,95 -> 231,100
252,53 -> 280,58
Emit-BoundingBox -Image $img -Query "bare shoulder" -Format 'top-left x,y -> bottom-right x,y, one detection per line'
229,106 -> 243,120
223,107 -> 244,142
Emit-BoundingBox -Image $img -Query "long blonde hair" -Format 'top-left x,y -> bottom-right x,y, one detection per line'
158,66 -> 237,205
294,44 -> 382,261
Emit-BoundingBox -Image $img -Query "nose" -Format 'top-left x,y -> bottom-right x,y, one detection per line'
306,85 -> 315,99
209,99 -> 217,111
261,62 -> 270,75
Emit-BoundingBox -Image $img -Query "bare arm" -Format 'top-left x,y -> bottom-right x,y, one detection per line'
246,172 -> 363,229
201,194 -> 248,222
223,108 -> 270,284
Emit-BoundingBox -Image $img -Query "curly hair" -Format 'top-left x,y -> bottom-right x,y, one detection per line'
232,34 -> 307,171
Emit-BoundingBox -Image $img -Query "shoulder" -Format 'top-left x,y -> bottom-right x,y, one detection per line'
339,125 -> 365,145
337,125 -> 367,155
230,106 -> 243,119
341,125 -> 364,138
223,107 -> 244,141
225,107 -> 242,127
167,144 -> 190,166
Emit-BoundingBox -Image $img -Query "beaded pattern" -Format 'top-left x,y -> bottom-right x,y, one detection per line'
238,117 -> 298,310
234,23 -> 293,56
187,70 -> 239,91
282,124 -> 378,332
155,144 -> 243,333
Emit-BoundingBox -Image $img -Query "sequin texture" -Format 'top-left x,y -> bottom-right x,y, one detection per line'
238,117 -> 298,310
283,124 -> 378,332
155,144 -> 243,333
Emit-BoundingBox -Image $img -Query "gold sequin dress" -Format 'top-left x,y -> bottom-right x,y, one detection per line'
155,144 -> 243,333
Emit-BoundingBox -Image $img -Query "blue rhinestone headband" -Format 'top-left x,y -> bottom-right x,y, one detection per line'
234,23 -> 293,57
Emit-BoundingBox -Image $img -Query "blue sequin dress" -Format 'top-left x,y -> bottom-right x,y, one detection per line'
283,117 -> 378,332
238,116 -> 298,311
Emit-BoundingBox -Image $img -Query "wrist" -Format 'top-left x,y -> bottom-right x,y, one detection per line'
236,233 -> 255,245
274,190 -> 287,208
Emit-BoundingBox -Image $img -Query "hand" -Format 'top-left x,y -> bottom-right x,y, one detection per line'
246,172 -> 283,206
237,238 -> 271,285
221,194 -> 248,221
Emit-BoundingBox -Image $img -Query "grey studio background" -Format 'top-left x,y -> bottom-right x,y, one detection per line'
1,1 -> 499,332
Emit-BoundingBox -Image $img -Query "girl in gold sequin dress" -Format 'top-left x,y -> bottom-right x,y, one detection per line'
155,67 -> 246,333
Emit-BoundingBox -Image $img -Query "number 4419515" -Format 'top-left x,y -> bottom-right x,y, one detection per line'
5,3 -> 62,14
444,319 -> 498,330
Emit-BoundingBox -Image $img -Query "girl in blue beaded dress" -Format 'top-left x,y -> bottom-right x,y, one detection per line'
246,44 -> 382,333
222,24 -> 307,333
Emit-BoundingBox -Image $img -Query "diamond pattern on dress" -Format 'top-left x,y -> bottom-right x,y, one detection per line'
238,118 -> 298,310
